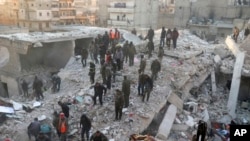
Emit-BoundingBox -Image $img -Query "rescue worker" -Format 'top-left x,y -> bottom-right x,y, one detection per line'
146,26 -> 154,43
151,59 -> 161,81
90,130 -> 108,141
58,113 -> 68,141
114,89 -> 124,120
233,26 -> 240,43
33,76 -> 44,101
138,70 -> 146,96
147,41 -> 154,59
196,120 -> 207,141
142,75 -> 153,102
128,41 -> 136,66
166,29 -> 172,49
122,40 -> 129,63
114,28 -> 120,43
21,79 -> 29,97
109,29 -> 114,45
122,76 -> 131,108
139,55 -> 146,74
89,62 -> 96,84
114,46 -> 123,71
160,27 -> 166,47
27,118 -> 41,140
105,65 -> 112,90
52,74 -> 61,93
102,31 -> 109,50
52,111 -> 60,138
40,123 -> 52,140
58,101 -> 70,118
158,47 -> 164,62
172,28 -> 179,49
93,82 -> 107,106
80,114 -> 92,141
81,47 -> 89,67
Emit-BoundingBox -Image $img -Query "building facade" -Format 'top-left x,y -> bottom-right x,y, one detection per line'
0,0 -> 19,26
105,0 -> 158,29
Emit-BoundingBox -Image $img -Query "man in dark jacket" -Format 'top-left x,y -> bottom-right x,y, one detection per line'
33,76 -> 44,101
147,41 -> 154,58
52,74 -> 61,93
244,27 -> 249,39
151,59 -> 161,81
142,75 -> 153,102
114,89 -> 124,120
21,79 -> 29,97
100,61 -> 107,84
128,42 -> 136,66
27,118 -> 41,140
93,82 -> 107,106
146,26 -> 154,43
122,76 -> 131,108
122,40 -> 129,63
158,47 -> 164,62
138,70 -> 146,96
139,55 -> 146,74
58,101 -> 70,118
80,114 -> 92,141
160,27 -> 166,47
89,62 -> 96,84
102,31 -> 110,50
172,28 -> 179,49
81,48 -> 89,67
196,120 -> 207,141
105,65 -> 112,90
90,130 -> 108,141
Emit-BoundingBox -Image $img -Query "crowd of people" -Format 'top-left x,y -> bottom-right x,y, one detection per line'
23,26 -> 182,141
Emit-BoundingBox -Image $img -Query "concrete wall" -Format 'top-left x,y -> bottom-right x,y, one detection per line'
0,75 -> 19,97
19,41 -> 75,70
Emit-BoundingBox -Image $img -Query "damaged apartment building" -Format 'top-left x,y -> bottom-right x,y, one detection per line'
0,32 -> 93,98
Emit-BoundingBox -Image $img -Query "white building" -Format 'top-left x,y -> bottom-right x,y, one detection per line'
107,0 -> 158,29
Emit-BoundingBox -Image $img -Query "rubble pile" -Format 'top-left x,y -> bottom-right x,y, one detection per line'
1,28 -> 244,141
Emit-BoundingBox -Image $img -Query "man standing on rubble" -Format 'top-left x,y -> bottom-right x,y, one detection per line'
158,47 -> 164,62
122,76 -> 131,108
128,42 -> 136,66
244,27 -> 249,39
139,54 -> 146,74
160,27 -> 166,47
58,113 -> 68,141
122,40 -> 129,64
33,76 -> 44,101
150,59 -> 161,81
114,45 -> 123,71
100,60 -> 107,84
105,64 -> 112,90
93,82 -> 107,106
142,75 -> 153,102
89,62 -> 96,84
138,69 -> 146,96
52,74 -> 61,93
166,29 -> 172,49
147,41 -> 154,58
196,120 -> 207,141
146,26 -> 154,43
172,28 -> 179,49
21,79 -> 29,97
27,118 -> 41,140
114,89 -> 124,120
80,114 -> 92,141
58,101 -> 70,118
81,47 -> 89,67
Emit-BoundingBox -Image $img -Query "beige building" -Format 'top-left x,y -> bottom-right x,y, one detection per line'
0,0 -> 19,26
74,0 -> 98,25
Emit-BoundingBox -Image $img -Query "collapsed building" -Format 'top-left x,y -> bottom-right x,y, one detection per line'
0,26 -> 249,141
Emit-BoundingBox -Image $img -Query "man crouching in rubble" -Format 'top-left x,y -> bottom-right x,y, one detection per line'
90,130 -> 108,141
27,118 -> 41,140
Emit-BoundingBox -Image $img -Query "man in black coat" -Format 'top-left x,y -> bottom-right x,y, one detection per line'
27,118 -> 41,140
21,79 -> 29,97
80,114 -> 92,141
142,75 -> 153,102
93,82 -> 107,106
146,26 -> 154,43
33,76 -> 44,100
160,27 -> 166,47
58,101 -> 70,118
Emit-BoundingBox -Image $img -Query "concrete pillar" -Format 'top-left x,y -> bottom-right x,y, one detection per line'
156,104 -> 177,140
227,52 -> 245,118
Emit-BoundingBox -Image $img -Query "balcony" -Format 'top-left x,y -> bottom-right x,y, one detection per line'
107,20 -> 134,26
108,7 -> 134,13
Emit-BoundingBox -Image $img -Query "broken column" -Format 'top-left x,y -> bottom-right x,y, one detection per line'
156,104 -> 177,140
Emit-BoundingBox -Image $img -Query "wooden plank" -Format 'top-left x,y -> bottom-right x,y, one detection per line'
227,52 -> 245,118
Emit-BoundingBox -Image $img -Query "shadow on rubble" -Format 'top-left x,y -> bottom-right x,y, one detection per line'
141,102 -> 170,136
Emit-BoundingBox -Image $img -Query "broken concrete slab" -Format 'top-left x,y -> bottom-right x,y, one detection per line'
164,50 -> 203,60
211,69 -> 217,96
156,104 -> 177,140
167,93 -> 183,110
225,36 -> 240,57
227,52 -> 245,118
214,55 -> 222,65
0,106 -> 14,114
172,124 -> 189,131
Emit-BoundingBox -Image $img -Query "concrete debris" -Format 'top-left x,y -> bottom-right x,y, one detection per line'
0,106 -> 14,114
